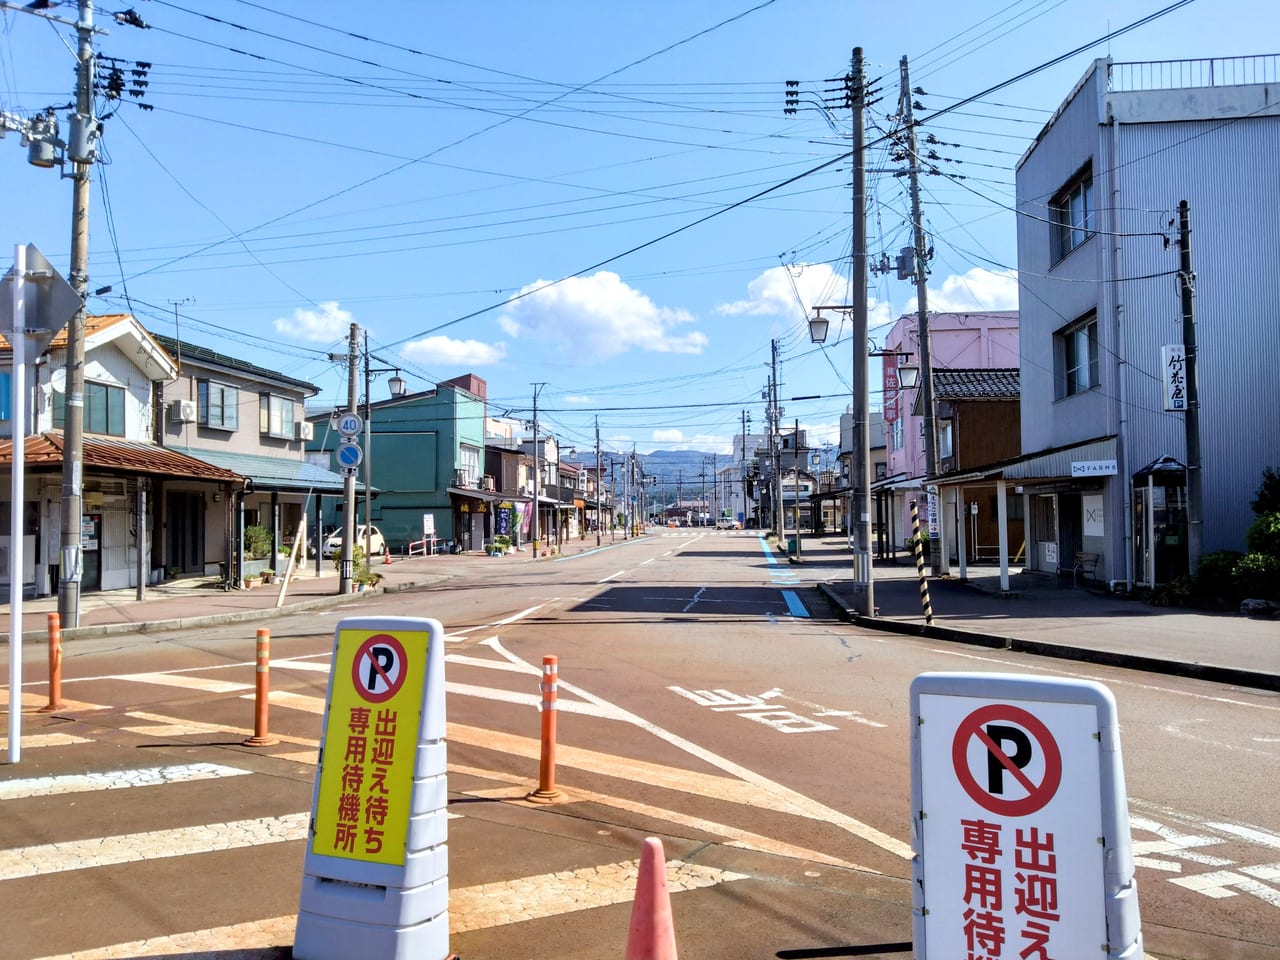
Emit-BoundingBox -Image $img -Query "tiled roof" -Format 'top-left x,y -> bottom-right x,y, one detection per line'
0,432 -> 244,482
152,333 -> 319,395
932,368 -> 1020,400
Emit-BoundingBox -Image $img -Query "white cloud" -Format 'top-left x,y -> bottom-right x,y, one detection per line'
715,263 -> 846,320
649,429 -> 732,455
563,395 -> 595,404
911,268 -> 1019,313
274,300 -> 353,342
402,335 -> 506,367
499,271 -> 706,357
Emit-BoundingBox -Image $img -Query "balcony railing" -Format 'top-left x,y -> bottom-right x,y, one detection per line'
1110,55 -> 1279,93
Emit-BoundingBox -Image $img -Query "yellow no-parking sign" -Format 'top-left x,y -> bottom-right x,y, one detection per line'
312,624 -> 430,865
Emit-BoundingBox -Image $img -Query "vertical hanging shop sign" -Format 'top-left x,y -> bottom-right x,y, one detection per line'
909,673 -> 1142,960
295,616 -> 450,960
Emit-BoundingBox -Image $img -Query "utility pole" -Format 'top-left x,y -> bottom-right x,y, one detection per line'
337,323 -> 359,593
741,409 -> 750,526
531,383 -> 544,555
770,339 -> 783,535
593,416 -> 602,545
1177,200 -> 1204,578
849,46 -> 874,613
901,55 -> 944,577
57,0 -> 97,626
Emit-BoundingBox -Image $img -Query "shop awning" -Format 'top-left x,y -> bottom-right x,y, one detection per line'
177,446 -> 357,494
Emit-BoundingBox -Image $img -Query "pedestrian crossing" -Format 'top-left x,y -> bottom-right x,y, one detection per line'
2,648 -> 890,959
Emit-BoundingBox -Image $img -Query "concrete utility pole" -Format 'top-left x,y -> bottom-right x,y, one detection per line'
901,56 -> 945,577
770,339 -> 783,534
531,383 -> 544,555
741,409 -> 750,525
57,0 -> 97,626
1177,200 -> 1204,578
339,323 -> 359,594
849,47 -> 874,613
594,415 -> 602,546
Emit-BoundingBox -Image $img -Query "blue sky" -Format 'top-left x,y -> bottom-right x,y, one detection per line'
2,1 -> 1274,456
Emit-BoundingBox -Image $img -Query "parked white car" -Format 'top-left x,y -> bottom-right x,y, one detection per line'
322,524 -> 386,558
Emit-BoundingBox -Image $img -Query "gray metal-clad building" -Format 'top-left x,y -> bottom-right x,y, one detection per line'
1014,55 -> 1280,588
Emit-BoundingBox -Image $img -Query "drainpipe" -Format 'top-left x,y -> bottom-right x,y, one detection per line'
1108,77 -> 1134,593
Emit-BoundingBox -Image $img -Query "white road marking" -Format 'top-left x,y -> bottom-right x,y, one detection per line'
491,605 -> 545,626
0,763 -> 251,801
445,654 -> 537,674
246,690 -> 326,713
269,659 -> 331,673
597,570 -> 625,583
28,859 -> 748,959
0,813 -> 308,881
0,732 -> 92,752
682,585 -> 709,612
1170,865 -> 1280,906
1207,822 -> 1280,850
479,638 -> 914,861
122,711 -> 319,747
111,672 -> 253,694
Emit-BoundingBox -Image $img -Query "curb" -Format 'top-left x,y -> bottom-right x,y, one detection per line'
8,574 -> 456,645
814,581 -> 1279,694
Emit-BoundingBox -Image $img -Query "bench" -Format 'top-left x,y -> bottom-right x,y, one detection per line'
1069,551 -> 1099,587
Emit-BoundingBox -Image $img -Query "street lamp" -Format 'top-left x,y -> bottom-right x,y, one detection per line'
809,303 -> 873,614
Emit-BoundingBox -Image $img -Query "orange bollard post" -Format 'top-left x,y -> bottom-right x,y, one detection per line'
527,655 -> 563,802
38,613 -> 65,712
243,627 -> 278,746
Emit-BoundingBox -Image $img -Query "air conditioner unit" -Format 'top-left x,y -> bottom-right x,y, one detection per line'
295,421 -> 314,441
482,475 -> 495,492
168,399 -> 196,423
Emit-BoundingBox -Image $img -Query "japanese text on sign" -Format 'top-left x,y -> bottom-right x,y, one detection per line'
313,628 -> 428,865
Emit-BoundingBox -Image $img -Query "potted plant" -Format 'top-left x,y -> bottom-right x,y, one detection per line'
260,568 -> 275,584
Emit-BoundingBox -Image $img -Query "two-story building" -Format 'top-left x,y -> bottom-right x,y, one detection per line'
1013,56 -> 1280,588
308,373 -> 488,553
0,314 -> 243,597
152,333 -> 349,580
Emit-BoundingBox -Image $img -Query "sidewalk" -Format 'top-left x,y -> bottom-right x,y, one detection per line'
2,533 -> 1275,691
799,536 -> 1278,692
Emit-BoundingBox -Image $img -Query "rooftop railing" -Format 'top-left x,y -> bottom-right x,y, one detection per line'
1110,54 -> 1279,92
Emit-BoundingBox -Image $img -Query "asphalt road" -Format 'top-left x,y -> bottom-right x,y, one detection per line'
2,530 -> 1278,959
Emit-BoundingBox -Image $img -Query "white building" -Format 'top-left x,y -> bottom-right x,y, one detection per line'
1013,56 -> 1280,588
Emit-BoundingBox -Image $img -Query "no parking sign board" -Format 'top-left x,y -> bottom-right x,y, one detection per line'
910,673 -> 1142,960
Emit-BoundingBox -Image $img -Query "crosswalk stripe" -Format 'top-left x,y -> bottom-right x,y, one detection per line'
0,812 -> 309,881
269,659 -> 331,673
121,711 -> 318,747
117,672 -> 253,694
0,763 -> 250,801
0,732 -> 92,752
28,858 -> 748,958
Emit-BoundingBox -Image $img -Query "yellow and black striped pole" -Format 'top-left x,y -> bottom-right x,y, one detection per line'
909,499 -> 934,625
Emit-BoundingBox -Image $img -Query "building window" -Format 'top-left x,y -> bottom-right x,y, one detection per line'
198,379 -> 238,430
939,420 -> 954,460
458,445 -> 481,487
259,393 -> 296,439
1057,313 -> 1099,398
1051,168 -> 1093,261
891,418 -> 903,451
53,380 -> 126,436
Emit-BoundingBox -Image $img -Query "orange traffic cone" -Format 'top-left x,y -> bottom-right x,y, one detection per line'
383,548 -> 392,565
625,837 -> 678,960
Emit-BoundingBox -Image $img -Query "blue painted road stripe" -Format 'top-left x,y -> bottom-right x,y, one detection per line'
781,590 -> 809,618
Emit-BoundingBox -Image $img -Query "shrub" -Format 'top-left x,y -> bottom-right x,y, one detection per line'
1233,552 -> 1280,601
1245,511 -> 1280,559
244,525 -> 272,560
1149,575 -> 1193,608
1251,466 -> 1280,515
1195,550 -> 1244,607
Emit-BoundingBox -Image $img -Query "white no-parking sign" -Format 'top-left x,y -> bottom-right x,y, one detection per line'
909,674 -> 1143,960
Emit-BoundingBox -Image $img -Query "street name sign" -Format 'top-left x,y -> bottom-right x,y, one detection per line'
295,616 -> 450,960
909,673 -> 1142,960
